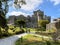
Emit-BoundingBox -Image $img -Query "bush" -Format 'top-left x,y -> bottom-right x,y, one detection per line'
10,28 -> 14,30
2,32 -> 9,37
37,27 -> 45,31
16,29 -> 25,34
46,41 -> 51,45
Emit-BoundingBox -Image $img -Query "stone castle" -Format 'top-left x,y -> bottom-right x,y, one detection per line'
8,10 -> 51,28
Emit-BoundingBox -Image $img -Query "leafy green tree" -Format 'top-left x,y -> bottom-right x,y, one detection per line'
16,20 -> 26,28
0,0 -> 26,28
14,15 -> 26,26
27,15 -> 31,22
14,0 -> 26,8
38,20 -> 49,29
0,0 -> 26,37
0,0 -> 9,38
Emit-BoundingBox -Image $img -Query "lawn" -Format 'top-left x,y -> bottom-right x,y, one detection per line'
15,34 -> 46,45
16,34 -> 60,45
23,28 -> 56,33
15,34 -> 60,45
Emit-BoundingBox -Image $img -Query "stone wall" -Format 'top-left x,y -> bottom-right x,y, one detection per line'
46,18 -> 60,41
46,23 -> 56,31
8,16 -> 16,25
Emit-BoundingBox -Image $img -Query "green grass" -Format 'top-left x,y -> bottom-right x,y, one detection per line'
15,34 -> 53,45
15,34 -> 60,45
22,28 -> 36,31
25,28 -> 56,33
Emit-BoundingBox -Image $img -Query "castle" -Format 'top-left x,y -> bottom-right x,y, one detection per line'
8,10 -> 51,28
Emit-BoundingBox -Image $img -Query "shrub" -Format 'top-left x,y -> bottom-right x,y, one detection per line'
16,29 -> 25,34
37,27 -> 45,31
46,41 -> 51,45
10,28 -> 14,30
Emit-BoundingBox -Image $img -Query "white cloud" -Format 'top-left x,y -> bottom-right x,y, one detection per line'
7,11 -> 30,17
20,0 -> 43,11
50,0 -> 60,5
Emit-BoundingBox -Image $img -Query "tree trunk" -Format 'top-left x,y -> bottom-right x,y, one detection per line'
0,27 -> 2,38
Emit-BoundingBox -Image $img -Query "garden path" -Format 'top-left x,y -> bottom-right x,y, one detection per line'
0,33 -> 51,45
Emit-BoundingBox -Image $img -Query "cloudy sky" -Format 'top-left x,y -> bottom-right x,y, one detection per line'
6,0 -> 60,20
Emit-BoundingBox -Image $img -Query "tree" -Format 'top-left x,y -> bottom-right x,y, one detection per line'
0,0 -> 26,37
16,20 -> 26,28
14,15 -> 26,26
0,0 -> 26,28
27,15 -> 31,22
14,0 -> 26,8
0,0 -> 9,38
0,0 -> 9,28
38,20 -> 49,29
0,0 -> 9,26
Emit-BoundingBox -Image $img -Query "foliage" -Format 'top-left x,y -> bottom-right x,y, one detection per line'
14,0 -> 26,8
38,20 -> 49,29
0,0 -> 26,38
0,0 -> 8,28
0,0 -> 9,38
46,41 -> 51,45
0,25 -> 25,38
15,20 -> 26,28
8,25 -> 25,34
37,27 -> 45,31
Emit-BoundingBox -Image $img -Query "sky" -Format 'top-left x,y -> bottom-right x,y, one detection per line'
6,0 -> 60,21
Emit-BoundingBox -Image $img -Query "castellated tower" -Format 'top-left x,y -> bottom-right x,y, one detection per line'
33,10 -> 44,27
34,10 -> 44,21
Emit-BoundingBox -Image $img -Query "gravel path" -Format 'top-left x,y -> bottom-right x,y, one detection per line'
0,33 -> 27,45
0,33 -> 52,45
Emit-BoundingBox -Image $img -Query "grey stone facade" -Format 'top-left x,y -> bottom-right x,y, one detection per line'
8,15 -> 16,25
